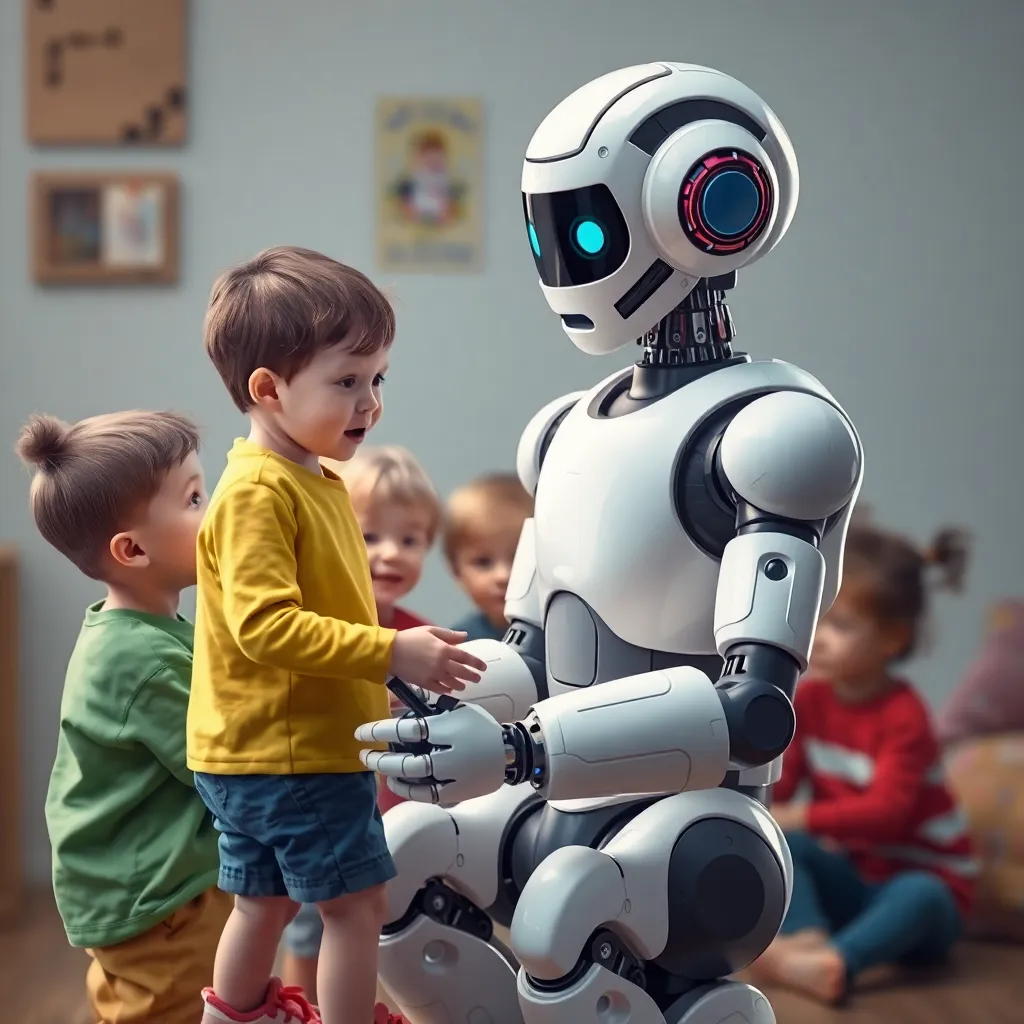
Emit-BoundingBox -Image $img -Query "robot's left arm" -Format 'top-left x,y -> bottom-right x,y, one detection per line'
712,389 -> 863,769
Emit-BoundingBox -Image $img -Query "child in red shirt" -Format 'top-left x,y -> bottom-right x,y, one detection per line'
750,518 -> 976,1004
281,446 -> 441,1006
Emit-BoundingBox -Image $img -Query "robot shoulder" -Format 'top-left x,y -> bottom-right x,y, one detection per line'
717,389 -> 862,522
515,391 -> 587,496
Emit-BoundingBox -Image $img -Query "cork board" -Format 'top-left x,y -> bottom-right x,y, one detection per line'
25,0 -> 188,145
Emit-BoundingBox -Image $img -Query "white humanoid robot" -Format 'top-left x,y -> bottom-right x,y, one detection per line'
357,62 -> 864,1024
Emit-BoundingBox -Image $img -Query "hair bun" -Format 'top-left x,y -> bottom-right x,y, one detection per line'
927,526 -> 971,592
15,414 -> 71,472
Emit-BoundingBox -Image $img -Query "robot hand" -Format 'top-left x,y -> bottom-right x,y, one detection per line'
356,698 -> 507,804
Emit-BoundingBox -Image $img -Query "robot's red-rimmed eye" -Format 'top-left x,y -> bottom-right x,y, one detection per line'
678,151 -> 773,255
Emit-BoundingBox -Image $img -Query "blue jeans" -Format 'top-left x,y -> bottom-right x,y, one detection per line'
781,832 -> 963,977
194,771 -> 395,904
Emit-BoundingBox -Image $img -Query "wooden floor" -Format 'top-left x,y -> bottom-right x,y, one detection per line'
3,888 -> 1023,1023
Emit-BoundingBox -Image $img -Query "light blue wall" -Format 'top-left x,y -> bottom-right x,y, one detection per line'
2,0 -> 1022,880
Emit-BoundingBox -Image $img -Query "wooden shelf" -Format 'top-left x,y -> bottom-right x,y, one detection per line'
0,546 -> 21,923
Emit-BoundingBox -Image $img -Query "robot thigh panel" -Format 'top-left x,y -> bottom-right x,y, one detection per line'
377,785 -> 531,1023
512,789 -> 787,1024
379,785 -> 788,1024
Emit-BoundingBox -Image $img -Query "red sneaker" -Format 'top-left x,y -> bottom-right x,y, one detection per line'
373,1003 -> 409,1024
203,978 -> 321,1022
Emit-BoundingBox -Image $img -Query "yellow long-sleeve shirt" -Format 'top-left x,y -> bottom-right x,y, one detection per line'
186,439 -> 395,774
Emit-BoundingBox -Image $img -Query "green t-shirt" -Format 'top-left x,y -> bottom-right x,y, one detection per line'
45,601 -> 220,948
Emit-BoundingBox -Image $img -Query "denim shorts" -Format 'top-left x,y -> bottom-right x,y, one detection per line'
193,771 -> 396,904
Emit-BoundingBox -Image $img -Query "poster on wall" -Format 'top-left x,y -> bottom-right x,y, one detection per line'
375,97 -> 483,273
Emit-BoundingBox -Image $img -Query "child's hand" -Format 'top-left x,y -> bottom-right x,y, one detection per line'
389,626 -> 488,696
771,801 -> 808,833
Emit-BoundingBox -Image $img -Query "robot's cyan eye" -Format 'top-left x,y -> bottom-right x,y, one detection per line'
528,223 -> 542,258
571,218 -> 606,258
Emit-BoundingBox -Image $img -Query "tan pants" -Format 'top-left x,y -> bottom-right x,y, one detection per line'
86,886 -> 233,1024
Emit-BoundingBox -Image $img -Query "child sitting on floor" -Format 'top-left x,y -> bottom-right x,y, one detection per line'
444,472 -> 534,641
281,445 -> 442,1002
751,518 -> 975,1005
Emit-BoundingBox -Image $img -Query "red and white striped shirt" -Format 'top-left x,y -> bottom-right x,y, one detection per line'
775,677 -> 976,915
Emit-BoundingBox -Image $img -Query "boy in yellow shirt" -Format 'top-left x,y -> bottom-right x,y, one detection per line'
186,246 -> 487,1024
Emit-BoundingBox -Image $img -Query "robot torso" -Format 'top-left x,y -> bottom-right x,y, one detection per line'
531,356 -> 855,699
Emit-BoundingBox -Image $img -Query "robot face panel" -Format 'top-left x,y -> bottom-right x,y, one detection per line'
522,184 -> 630,289
521,63 -> 800,355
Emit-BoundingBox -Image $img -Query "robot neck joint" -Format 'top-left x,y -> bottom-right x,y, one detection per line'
628,274 -> 738,400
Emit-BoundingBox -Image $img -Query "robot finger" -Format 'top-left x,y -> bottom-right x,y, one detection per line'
354,716 -> 428,745
363,749 -> 434,779
388,776 -> 441,803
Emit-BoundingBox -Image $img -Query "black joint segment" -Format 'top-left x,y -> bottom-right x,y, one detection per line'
502,720 -> 545,787
716,646 -> 798,769
538,405 -> 576,471
420,879 -> 493,941
721,642 -> 801,701
502,620 -> 549,700
733,499 -> 825,547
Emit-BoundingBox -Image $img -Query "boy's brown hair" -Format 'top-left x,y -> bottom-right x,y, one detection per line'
204,245 -> 396,412
323,446 -> 442,542
15,410 -> 200,580
443,473 -> 534,568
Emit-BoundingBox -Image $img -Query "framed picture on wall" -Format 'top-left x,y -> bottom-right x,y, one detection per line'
31,172 -> 179,284
375,96 -> 484,273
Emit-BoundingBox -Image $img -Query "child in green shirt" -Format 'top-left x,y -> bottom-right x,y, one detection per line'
16,409 -> 229,1024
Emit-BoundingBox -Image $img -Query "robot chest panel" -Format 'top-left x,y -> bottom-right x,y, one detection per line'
533,381 -> 721,654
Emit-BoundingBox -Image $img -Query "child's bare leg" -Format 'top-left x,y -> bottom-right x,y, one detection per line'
204,895 -> 298,1017
281,903 -> 324,1004
281,952 -> 320,1004
316,885 -> 388,1024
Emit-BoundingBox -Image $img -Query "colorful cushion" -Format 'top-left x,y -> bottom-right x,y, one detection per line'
945,733 -> 1024,943
938,600 -> 1024,745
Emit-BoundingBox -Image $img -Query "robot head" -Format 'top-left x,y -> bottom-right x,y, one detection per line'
521,63 -> 799,355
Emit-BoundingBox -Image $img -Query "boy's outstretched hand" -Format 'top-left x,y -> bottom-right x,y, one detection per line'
388,626 -> 487,696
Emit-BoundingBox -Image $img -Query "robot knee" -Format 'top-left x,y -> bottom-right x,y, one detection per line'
511,846 -> 627,980
380,801 -> 459,925
656,816 -> 787,979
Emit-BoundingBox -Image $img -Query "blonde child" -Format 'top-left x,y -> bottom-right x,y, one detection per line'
751,519 -> 975,1004
186,245 -> 487,1024
15,410 -> 230,1024
281,445 -> 443,1001
444,473 -> 534,641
